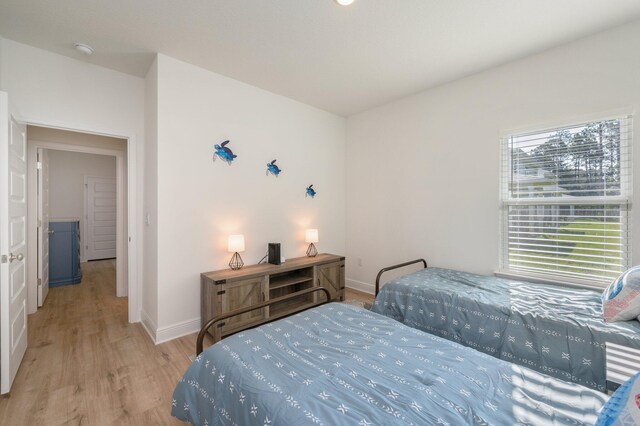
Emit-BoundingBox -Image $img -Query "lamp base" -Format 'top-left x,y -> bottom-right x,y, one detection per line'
306,243 -> 318,257
229,252 -> 244,270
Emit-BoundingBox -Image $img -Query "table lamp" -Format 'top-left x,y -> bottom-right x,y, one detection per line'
228,234 -> 245,270
305,229 -> 318,257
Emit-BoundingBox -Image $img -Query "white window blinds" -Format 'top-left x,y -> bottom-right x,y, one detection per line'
499,116 -> 632,287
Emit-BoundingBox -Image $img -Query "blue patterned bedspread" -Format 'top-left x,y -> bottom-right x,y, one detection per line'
172,303 -> 606,425
372,267 -> 640,392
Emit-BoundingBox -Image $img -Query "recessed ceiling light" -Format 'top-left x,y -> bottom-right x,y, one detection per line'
74,43 -> 94,56
335,0 -> 354,5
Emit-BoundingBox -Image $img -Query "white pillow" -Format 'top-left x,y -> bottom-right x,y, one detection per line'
602,266 -> 640,322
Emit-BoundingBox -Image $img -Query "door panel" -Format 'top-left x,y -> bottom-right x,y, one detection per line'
1,91 -> 28,394
86,177 -> 116,260
220,278 -> 266,337
10,302 -> 26,348
317,261 -> 345,302
10,172 -> 25,199
10,262 -> 25,299
37,148 -> 49,306
10,218 -> 25,249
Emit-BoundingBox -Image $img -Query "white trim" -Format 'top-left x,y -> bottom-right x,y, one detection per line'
504,196 -> 630,206
82,176 -> 88,264
21,118 -> 140,323
498,114 -> 633,287
27,141 -> 127,302
140,309 -> 158,343
499,107 -> 635,138
25,141 -> 122,157
127,139 -> 140,322
0,92 -> 10,393
155,317 -> 201,345
26,143 -> 38,314
83,175 -> 118,265
346,278 -> 374,295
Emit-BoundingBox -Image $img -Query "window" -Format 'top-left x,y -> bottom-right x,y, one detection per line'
499,116 -> 632,287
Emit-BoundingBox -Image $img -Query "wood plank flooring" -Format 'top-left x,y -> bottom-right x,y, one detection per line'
344,287 -> 375,305
0,260 -> 374,425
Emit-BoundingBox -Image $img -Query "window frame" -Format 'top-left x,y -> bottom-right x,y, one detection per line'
498,114 -> 633,289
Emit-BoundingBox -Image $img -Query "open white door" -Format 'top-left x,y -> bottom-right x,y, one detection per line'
37,148 -> 50,307
0,92 -> 28,394
86,176 -> 116,260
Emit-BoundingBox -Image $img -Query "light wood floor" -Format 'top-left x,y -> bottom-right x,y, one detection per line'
344,287 -> 375,305
0,260 -> 374,425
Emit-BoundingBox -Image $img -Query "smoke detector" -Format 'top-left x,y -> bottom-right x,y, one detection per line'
74,43 -> 94,56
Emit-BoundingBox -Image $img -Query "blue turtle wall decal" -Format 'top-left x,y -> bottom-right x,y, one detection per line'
213,140 -> 237,165
306,184 -> 316,198
266,159 -> 282,177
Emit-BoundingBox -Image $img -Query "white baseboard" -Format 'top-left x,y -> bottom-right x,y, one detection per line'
140,309 -> 157,343
346,278 -> 374,295
155,317 -> 201,345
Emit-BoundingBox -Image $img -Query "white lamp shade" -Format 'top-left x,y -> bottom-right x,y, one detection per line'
228,234 -> 245,252
305,229 -> 319,243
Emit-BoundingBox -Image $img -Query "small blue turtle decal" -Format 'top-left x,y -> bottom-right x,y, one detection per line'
306,184 -> 316,198
213,140 -> 237,165
266,159 -> 281,177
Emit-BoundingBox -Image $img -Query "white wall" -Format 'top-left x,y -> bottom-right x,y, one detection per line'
29,126 -> 127,151
1,38 -> 144,320
142,57 -> 158,332
47,150 -> 116,262
0,35 -> 4,90
346,20 -> 640,294
153,54 -> 346,339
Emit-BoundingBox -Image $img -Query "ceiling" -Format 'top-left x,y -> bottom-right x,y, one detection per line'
1,1 -> 639,116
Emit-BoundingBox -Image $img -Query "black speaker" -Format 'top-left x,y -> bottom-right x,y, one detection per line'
268,243 -> 281,265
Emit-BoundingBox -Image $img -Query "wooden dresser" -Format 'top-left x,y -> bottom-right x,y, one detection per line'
201,253 -> 345,342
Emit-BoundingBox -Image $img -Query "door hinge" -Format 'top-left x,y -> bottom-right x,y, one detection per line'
36,161 -> 42,170
37,278 -> 42,288
1,255 -> 7,264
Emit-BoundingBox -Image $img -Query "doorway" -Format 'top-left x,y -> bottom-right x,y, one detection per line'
85,176 -> 117,261
26,126 -> 129,313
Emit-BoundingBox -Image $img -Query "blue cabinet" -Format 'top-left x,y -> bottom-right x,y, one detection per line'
49,221 -> 82,287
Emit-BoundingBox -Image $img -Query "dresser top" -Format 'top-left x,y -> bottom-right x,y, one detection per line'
202,253 -> 344,282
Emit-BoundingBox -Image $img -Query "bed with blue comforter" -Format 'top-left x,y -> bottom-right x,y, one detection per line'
172,303 -> 606,425
372,267 -> 640,392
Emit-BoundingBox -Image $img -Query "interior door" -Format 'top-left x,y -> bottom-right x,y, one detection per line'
0,92 -> 28,394
37,148 -> 50,306
86,176 -> 116,260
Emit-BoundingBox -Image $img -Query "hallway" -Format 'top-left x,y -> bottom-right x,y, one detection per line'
0,260 -> 190,425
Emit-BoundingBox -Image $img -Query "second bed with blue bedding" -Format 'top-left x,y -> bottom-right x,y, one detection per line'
173,303 -> 606,425
372,267 -> 640,392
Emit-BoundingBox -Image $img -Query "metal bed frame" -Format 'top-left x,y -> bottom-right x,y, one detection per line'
197,256 -> 429,354
375,258 -> 427,296
197,286 -> 331,355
